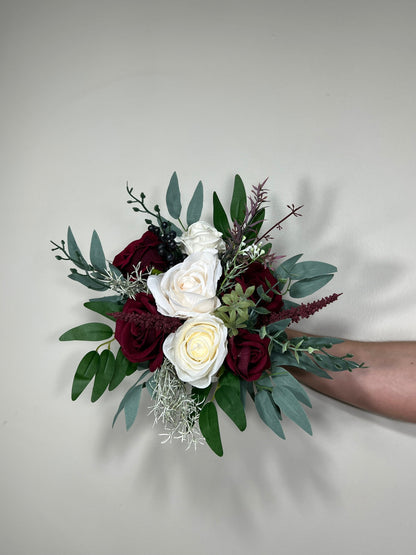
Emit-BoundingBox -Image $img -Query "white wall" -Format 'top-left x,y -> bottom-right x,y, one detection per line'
1,1 -> 415,554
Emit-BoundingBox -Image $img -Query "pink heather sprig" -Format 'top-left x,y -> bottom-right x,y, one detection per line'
265,293 -> 342,325
111,311 -> 183,334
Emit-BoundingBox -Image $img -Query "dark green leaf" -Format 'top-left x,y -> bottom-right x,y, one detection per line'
186,181 -> 203,226
88,294 -> 123,303
291,261 -> 337,280
272,386 -> 312,435
109,348 -> 140,391
68,272 -> 108,291
219,370 -> 241,391
213,192 -> 230,238
192,384 -> 212,405
199,402 -> 223,456
90,230 -> 107,271
59,322 -> 113,341
245,208 -> 265,241
255,390 -> 285,439
290,274 -> 334,298
215,385 -> 247,431
84,300 -> 124,321
166,171 -> 181,219
71,351 -> 100,401
91,350 -> 115,402
67,226 -> 89,270
230,174 -> 247,225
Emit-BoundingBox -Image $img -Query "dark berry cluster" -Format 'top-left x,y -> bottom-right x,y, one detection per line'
148,221 -> 185,267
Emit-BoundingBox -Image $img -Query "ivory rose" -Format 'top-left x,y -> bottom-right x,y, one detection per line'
147,250 -> 222,318
176,221 -> 226,255
163,314 -> 228,388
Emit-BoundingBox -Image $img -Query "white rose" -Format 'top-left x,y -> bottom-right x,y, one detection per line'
163,314 -> 228,388
176,221 -> 226,255
147,250 -> 222,318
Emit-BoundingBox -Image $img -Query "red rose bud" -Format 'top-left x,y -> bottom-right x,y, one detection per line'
113,230 -> 167,276
225,329 -> 271,382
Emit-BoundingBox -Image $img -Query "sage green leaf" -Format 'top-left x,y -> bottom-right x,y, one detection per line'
270,368 -> 312,407
199,402 -> 223,456
291,261 -> 337,280
84,300 -> 124,321
213,192 -> 230,238
186,180 -> 203,226
71,351 -> 100,401
145,374 -> 157,398
230,174 -> 247,225
215,385 -> 247,431
59,322 -> 113,341
112,380 -> 145,430
109,348 -> 140,391
290,274 -> 334,298
270,349 -> 331,379
68,272 -> 108,291
91,350 -> 115,402
166,171 -> 181,219
67,226 -> 89,269
272,386 -> 312,435
266,318 -> 292,334
90,230 -> 107,271
255,390 -> 285,439
275,253 -> 303,279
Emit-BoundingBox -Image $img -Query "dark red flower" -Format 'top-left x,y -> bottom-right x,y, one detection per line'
235,262 -> 283,312
115,293 -> 174,371
113,231 -> 167,276
225,330 -> 271,381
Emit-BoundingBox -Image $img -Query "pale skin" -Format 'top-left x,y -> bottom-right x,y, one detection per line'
286,329 -> 416,423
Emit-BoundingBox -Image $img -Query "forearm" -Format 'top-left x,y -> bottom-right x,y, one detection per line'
286,330 -> 416,423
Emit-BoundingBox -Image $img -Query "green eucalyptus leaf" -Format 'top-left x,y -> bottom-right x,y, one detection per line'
291,261 -> 337,280
59,322 -> 113,341
83,300 -> 124,321
272,386 -> 312,435
290,274 -> 334,298
145,373 -> 157,399
255,390 -> 285,439
186,181 -> 204,226
270,368 -> 312,407
215,385 -> 247,431
166,171 -> 181,219
213,192 -> 230,238
199,402 -> 223,456
91,350 -> 115,402
90,230 -> 107,271
71,351 -> 100,401
67,226 -> 89,269
112,379 -> 147,430
68,272 -> 108,291
274,254 -> 303,280
266,318 -> 292,334
230,174 -> 247,225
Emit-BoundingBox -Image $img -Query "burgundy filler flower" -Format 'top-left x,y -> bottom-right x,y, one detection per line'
113,231 -> 167,276
235,262 -> 283,312
225,329 -> 271,381
114,293 -> 181,371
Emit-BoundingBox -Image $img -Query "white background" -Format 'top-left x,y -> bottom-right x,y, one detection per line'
1,1 -> 415,554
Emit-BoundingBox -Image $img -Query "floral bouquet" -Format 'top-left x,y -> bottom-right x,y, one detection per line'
52,173 -> 362,456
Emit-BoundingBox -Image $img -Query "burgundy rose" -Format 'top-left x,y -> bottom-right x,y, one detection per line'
225,330 -> 271,381
236,262 -> 283,313
115,293 -> 176,371
113,231 -> 167,276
